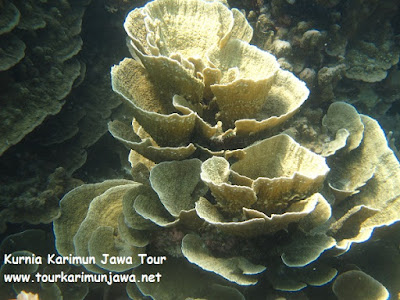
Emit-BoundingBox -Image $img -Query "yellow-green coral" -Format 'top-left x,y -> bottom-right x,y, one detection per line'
201,134 -> 329,214
111,0 -> 309,161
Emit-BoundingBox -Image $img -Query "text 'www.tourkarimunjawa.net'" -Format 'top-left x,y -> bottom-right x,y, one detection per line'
2,253 -> 165,285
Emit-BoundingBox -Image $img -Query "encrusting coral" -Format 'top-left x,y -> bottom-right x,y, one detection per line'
0,0 -> 131,235
0,0 -> 89,156
50,0 -> 400,299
